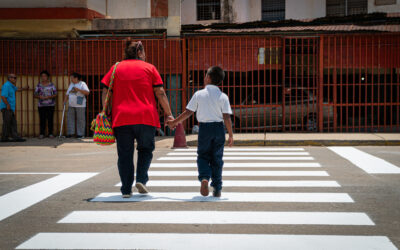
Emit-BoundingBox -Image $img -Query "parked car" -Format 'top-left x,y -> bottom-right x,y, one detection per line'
232,88 -> 333,131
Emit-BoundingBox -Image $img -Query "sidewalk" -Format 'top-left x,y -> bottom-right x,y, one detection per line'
155,133 -> 400,148
1,133 -> 399,148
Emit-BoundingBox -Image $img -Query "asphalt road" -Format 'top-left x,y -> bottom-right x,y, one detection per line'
0,140 -> 399,249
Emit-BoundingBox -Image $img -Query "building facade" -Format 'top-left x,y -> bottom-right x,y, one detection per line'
182,0 -> 400,24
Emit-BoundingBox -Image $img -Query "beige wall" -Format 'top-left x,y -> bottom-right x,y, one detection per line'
368,0 -> 400,13
106,0 -> 151,19
232,0 -> 261,23
286,0 -> 326,20
0,19 -> 91,39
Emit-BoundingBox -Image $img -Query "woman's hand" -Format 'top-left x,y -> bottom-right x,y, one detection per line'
166,119 -> 177,130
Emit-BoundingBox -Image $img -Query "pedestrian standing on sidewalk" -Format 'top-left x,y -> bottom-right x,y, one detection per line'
0,74 -> 27,142
101,39 -> 174,198
34,70 -> 57,139
64,72 -> 89,139
167,66 -> 234,197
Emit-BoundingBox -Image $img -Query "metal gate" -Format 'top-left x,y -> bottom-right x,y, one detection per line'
282,37 -> 321,132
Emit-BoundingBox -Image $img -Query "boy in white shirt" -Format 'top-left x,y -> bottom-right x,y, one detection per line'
167,66 -> 233,197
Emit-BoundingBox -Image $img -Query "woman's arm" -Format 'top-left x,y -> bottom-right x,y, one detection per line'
75,87 -> 89,96
153,86 -> 174,120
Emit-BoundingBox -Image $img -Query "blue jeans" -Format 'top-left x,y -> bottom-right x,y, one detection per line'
114,124 -> 156,195
197,122 -> 225,191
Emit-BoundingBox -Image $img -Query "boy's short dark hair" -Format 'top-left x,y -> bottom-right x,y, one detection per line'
207,66 -> 225,85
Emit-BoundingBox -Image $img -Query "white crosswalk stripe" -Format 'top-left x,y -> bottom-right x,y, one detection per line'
91,192 -> 354,203
174,147 -> 305,151
59,211 -> 374,225
16,147 -> 398,250
158,156 -> 315,160
168,152 -> 310,156
17,233 -> 397,250
149,162 -> 321,168
115,180 -> 341,187
147,170 -> 329,176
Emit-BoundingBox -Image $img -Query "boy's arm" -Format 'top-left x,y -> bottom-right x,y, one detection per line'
223,113 -> 234,147
168,109 -> 194,129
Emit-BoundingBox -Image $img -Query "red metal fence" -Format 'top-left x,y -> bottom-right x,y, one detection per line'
0,34 -> 399,137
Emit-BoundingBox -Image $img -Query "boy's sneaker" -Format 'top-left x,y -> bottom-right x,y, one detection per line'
213,190 -> 221,198
122,193 -> 132,198
135,182 -> 149,194
200,179 -> 209,196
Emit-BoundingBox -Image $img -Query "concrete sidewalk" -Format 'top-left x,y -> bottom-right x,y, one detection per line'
0,133 -> 399,148
156,133 -> 400,147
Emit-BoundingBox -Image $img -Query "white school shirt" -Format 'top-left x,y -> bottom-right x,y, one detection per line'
186,84 -> 232,123
66,81 -> 90,108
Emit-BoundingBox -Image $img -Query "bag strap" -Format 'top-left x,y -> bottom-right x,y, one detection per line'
102,62 -> 119,114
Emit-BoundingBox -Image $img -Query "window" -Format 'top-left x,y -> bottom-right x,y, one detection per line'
262,0 -> 285,21
326,0 -> 367,17
197,0 -> 221,21
375,0 -> 396,5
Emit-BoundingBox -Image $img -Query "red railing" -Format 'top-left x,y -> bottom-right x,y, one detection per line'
0,34 -> 399,137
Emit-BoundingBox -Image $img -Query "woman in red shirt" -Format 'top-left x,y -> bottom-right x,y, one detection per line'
101,39 -> 174,198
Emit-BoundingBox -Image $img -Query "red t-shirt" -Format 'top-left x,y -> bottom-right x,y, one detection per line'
101,59 -> 163,128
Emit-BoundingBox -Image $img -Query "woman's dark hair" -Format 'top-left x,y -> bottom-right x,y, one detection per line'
70,72 -> 81,80
40,70 -> 50,77
124,38 -> 144,60
206,66 -> 225,85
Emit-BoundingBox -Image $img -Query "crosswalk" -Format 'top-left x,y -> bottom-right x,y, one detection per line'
16,147 -> 398,250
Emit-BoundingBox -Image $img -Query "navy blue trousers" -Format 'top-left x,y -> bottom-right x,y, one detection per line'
114,124 -> 156,195
197,122 -> 225,191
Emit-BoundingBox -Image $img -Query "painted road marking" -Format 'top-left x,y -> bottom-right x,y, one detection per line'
174,147 -> 305,151
147,170 -> 329,176
328,147 -> 400,174
158,156 -> 314,161
149,162 -> 321,168
59,211 -> 373,225
90,192 -> 354,203
17,233 -> 397,250
168,152 -> 310,156
115,180 -> 340,187
0,173 -> 98,222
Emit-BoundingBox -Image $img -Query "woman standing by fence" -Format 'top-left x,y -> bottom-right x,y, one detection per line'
34,70 -> 57,139
64,72 -> 90,139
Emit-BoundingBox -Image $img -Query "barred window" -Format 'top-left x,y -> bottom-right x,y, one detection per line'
197,0 -> 221,21
262,0 -> 285,21
327,0 -> 368,17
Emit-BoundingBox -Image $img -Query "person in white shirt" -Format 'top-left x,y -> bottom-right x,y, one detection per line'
63,72 -> 90,139
167,66 -> 233,198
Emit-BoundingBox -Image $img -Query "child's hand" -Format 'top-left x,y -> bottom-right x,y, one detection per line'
166,119 -> 176,130
228,136 -> 234,147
